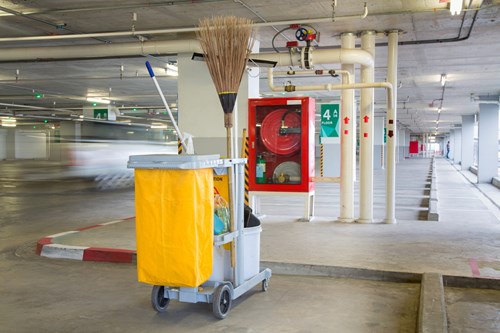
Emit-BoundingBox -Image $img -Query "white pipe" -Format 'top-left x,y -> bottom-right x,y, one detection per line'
338,32 -> 356,223
385,30 -> 398,224
0,5 -> 368,43
267,70 -> 393,107
253,48 -> 374,68
268,79 -> 393,95
272,69 -> 352,83
0,38 -> 376,69
0,39 -> 203,62
358,31 -> 376,224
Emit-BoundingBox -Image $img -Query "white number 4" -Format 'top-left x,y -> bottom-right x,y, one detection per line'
323,109 -> 331,120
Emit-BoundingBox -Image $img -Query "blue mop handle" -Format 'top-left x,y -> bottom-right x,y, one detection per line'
145,61 -> 188,152
145,61 -> 155,78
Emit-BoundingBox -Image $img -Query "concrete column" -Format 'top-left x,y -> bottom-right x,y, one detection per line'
461,115 -> 474,171
177,44 -> 259,156
406,130 -> 410,158
477,103 -> 499,183
448,130 -> 455,160
6,128 -> 15,159
0,128 -> 6,160
374,116 -> 384,169
453,128 -> 462,165
398,127 -> 406,161
358,31 -> 376,223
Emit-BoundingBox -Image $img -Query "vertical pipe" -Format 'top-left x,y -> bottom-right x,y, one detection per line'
385,30 -> 398,224
358,31 -> 376,223
338,32 -> 356,223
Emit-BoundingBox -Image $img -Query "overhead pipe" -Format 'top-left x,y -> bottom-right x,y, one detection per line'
0,4 -> 368,43
358,31 -> 376,223
271,69 -> 352,83
0,39 -> 204,62
268,69 -> 392,99
0,38 -> 376,66
385,30 -> 398,224
268,71 -> 394,137
338,32 -> 356,223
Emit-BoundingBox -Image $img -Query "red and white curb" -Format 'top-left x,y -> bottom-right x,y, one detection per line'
36,217 -> 136,263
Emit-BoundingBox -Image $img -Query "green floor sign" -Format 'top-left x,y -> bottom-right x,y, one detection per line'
94,109 -> 108,119
320,104 -> 340,138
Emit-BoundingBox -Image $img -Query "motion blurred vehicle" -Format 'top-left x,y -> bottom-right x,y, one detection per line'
26,139 -> 177,189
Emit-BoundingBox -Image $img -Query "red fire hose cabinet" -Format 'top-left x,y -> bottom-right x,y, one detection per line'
248,97 -> 315,221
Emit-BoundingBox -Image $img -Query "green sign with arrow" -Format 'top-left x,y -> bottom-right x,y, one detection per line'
320,104 -> 340,138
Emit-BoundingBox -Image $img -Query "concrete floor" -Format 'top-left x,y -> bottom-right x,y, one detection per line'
0,157 -> 499,332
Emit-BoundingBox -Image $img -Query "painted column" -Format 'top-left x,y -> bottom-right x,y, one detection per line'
358,31 -> 376,223
338,32 -> 356,223
453,128 -> 462,165
477,103 -> 499,183
385,30 -> 398,224
374,116 -> 385,169
461,115 -> 474,171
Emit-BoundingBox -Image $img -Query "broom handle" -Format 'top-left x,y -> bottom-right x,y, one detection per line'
145,61 -> 188,153
226,128 -> 237,271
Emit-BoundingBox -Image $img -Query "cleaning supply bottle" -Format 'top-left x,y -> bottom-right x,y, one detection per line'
256,154 -> 266,184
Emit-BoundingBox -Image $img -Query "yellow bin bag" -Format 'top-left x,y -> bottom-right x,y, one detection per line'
134,168 -> 214,287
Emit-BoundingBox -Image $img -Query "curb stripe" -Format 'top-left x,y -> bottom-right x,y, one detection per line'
36,237 -> 53,255
83,248 -> 135,263
41,244 -> 88,260
37,217 -> 135,263
469,259 -> 481,277
47,230 -> 79,238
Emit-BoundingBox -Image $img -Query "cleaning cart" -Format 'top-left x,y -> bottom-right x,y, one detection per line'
128,154 -> 271,319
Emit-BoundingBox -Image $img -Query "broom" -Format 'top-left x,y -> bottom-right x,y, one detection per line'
197,16 -> 254,273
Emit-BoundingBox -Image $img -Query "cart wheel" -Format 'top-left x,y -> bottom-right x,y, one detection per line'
212,284 -> 232,319
151,285 -> 170,313
262,278 -> 269,292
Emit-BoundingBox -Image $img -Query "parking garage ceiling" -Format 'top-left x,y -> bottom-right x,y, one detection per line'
0,0 -> 499,135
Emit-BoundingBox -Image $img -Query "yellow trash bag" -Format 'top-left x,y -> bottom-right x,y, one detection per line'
134,168 -> 214,287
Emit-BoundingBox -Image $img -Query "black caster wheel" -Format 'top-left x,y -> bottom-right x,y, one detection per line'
151,285 -> 170,313
262,278 -> 269,292
212,284 -> 233,319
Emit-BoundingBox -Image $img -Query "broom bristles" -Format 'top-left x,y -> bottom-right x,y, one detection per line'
197,16 -> 255,98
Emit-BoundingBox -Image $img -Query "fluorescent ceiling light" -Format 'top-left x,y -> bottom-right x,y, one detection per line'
450,0 -> 463,16
86,97 -> 111,104
1,118 -> 16,127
